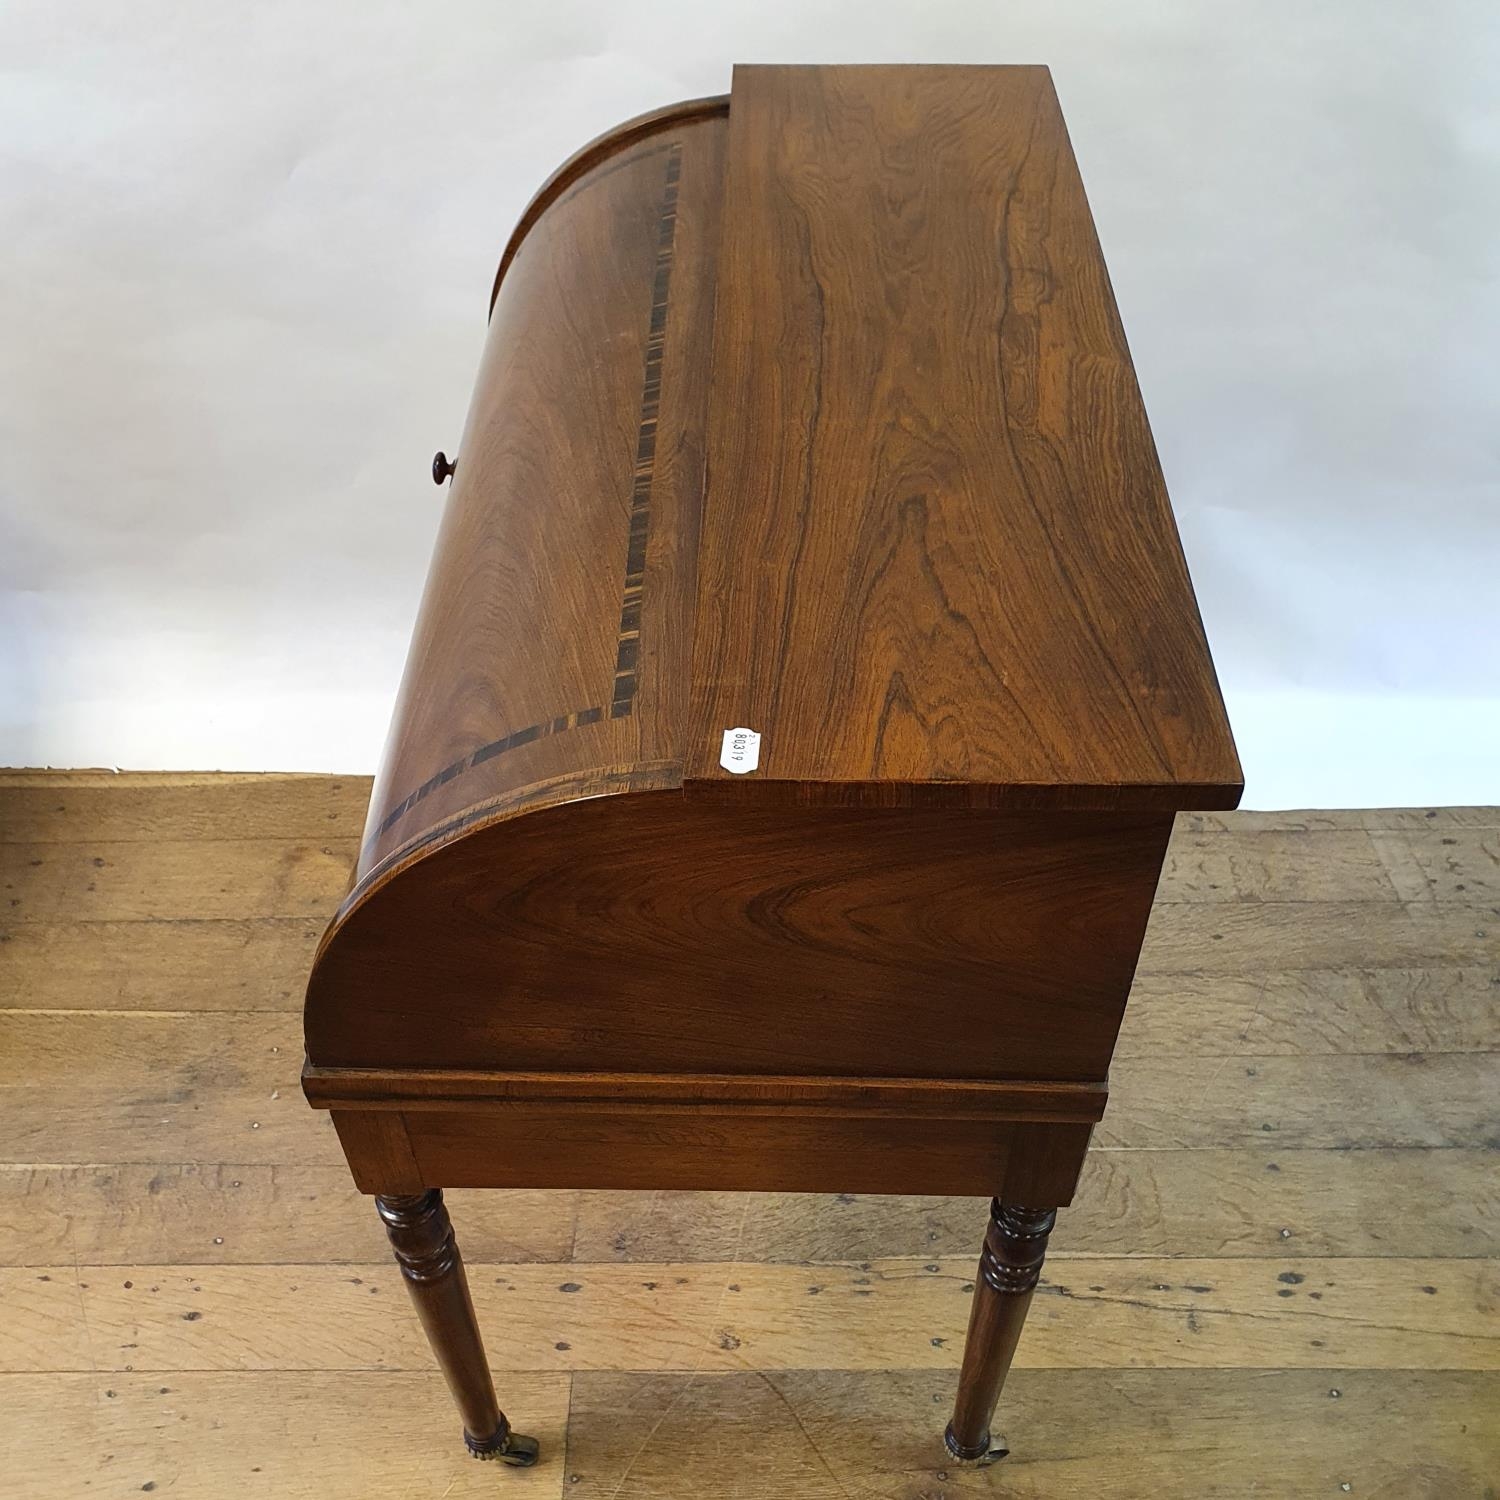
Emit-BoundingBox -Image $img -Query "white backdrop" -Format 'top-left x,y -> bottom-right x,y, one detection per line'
2,0 -> 1497,808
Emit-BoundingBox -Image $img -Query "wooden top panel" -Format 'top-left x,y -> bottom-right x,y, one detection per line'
686,65 -> 1241,811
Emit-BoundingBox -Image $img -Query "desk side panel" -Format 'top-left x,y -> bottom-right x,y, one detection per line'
306,797 -> 1172,1082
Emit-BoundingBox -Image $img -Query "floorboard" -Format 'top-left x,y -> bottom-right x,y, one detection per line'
0,771 -> 1495,1496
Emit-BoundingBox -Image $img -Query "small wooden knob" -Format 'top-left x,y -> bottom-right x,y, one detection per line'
432,450 -> 456,485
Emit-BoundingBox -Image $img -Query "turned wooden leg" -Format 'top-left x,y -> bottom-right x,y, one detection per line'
944,1199 -> 1057,1463
376,1189 -> 539,1466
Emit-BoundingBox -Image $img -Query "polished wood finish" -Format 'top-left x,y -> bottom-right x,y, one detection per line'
687,65 -> 1239,811
331,1105 -> 1094,1200
304,1069 -> 1108,1117
330,1108 -> 423,1193
488,95 -> 729,312
308,800 -> 1172,1083
945,1200 -> 1057,1461
315,1075 -> 1099,1198
375,1190 -> 538,1464
297,64 -> 1243,1469
345,63 -> 1236,901
4,773 -> 1498,1497
356,103 -> 726,887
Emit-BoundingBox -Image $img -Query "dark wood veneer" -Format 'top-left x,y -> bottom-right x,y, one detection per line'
306,63 -> 1240,1472
688,66 -> 1239,811
307,798 -> 1172,1081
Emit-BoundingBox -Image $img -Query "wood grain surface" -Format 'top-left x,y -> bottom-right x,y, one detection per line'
1,772 -> 1496,1495
381,1109 -> 1092,1200
332,60 -> 1239,1018
488,95 -> 729,311
687,66 -> 1239,808
298,70 -> 1252,1302
2,1371 -> 1491,1499
307,798 -> 1171,1083
355,108 -> 725,884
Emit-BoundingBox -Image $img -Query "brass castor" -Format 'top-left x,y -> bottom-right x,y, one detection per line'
466,1422 -> 540,1466
943,1421 -> 1009,1464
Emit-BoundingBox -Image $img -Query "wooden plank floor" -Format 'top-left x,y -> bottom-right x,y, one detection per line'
0,771 -> 1496,1498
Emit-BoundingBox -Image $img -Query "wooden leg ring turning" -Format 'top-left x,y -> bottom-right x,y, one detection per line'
945,1199 -> 1057,1464
376,1190 -> 540,1466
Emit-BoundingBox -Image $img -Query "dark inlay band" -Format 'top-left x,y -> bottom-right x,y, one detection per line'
373,704 -> 606,842
612,141 -> 682,719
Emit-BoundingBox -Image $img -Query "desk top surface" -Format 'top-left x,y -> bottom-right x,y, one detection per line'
686,65 -> 1240,810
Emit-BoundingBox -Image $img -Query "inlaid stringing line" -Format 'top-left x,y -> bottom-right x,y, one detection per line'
611,141 -> 683,719
372,705 -> 607,842
363,143 -> 686,856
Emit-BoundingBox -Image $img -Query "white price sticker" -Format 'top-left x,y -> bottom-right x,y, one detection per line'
719,727 -> 762,774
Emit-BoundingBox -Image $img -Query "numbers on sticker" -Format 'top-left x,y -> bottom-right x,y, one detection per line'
719,727 -> 762,774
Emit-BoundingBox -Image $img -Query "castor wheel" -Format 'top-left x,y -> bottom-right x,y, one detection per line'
944,1421 -> 1009,1464
466,1424 -> 540,1466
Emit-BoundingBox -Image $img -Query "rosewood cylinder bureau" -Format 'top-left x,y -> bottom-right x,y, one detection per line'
303,63 -> 1241,1468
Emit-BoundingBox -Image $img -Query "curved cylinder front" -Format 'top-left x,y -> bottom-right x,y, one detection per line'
351,103 -> 728,897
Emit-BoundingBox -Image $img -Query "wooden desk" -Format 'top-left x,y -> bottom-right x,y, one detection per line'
303,64 -> 1240,1468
